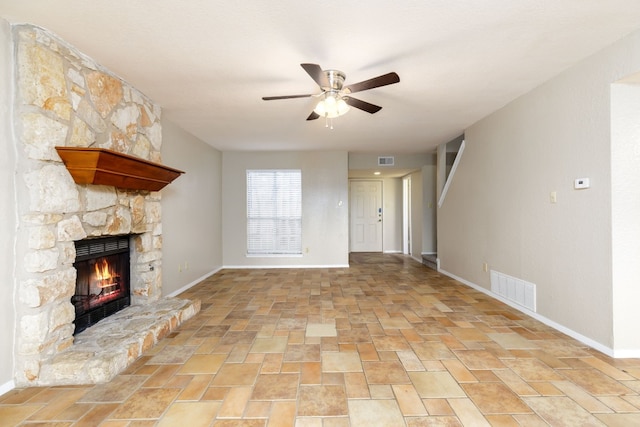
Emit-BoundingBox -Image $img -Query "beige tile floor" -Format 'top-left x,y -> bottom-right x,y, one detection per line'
2,253 -> 640,426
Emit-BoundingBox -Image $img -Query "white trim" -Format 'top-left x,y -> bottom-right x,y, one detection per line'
438,268 -> 640,359
165,268 -> 222,297
0,380 -> 15,397
223,264 -> 350,269
612,349 -> 640,358
437,140 -> 465,208
383,250 -> 402,254
402,176 -> 410,255
421,252 -> 437,256
409,255 -> 422,264
246,254 -> 303,258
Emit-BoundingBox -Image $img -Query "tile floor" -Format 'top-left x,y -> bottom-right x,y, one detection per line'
2,253 -> 640,426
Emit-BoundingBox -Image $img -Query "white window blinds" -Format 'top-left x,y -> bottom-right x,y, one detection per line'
247,169 -> 302,255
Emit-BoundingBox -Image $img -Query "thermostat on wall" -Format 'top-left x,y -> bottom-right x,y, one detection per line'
574,178 -> 590,189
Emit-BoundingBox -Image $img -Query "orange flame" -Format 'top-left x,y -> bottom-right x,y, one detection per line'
94,258 -> 118,288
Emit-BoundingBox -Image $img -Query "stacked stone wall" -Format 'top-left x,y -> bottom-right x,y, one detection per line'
13,24 -> 164,385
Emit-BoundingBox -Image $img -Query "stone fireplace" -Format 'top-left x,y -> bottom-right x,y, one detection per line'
12,25 -> 198,386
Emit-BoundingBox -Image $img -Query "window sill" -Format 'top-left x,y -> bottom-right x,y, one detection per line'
246,253 -> 303,258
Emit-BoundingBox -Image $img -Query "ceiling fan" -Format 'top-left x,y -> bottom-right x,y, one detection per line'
262,63 -> 400,124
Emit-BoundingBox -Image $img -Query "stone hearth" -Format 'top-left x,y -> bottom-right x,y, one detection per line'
41,298 -> 200,385
11,24 -> 199,386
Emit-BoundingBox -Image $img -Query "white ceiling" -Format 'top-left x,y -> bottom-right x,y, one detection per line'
3,1 -> 640,154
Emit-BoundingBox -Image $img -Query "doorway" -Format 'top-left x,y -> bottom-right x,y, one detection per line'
349,180 -> 383,252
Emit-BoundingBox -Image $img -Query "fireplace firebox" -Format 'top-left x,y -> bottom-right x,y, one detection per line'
72,236 -> 131,334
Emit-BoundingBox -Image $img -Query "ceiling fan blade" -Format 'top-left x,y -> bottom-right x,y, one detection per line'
262,94 -> 313,101
306,111 -> 320,121
301,63 -> 330,88
344,96 -> 382,114
343,72 -> 400,94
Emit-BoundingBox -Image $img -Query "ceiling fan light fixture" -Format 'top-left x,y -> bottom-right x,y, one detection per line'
262,63 -> 399,122
314,92 -> 350,118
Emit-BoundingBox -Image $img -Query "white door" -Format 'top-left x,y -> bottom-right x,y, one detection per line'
350,180 -> 383,252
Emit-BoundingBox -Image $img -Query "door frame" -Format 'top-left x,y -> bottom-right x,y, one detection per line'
402,175 -> 411,255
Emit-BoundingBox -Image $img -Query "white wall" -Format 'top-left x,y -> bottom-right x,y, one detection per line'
382,178 -> 402,253
438,29 -> 640,354
222,151 -> 349,267
161,119 -> 223,296
611,82 -> 640,354
0,18 -> 16,393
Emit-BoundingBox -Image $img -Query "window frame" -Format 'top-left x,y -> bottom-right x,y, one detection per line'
246,169 -> 302,256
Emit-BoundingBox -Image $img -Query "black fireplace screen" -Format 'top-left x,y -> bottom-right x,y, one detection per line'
72,236 -> 131,334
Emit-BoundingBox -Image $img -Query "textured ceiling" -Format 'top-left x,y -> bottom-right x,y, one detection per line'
2,1 -> 640,154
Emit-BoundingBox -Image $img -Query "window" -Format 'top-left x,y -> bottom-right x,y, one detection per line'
247,169 -> 302,255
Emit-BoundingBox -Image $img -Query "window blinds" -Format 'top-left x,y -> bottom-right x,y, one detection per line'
246,169 -> 302,255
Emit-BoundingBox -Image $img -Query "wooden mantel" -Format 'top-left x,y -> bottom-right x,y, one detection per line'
55,147 -> 184,191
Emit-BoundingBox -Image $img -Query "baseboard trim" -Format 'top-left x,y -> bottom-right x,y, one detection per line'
0,380 -> 15,397
223,264 -> 350,269
438,268 -> 638,359
167,263 -> 352,296
165,267 -> 223,298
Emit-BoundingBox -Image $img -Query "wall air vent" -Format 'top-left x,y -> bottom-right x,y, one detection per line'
378,156 -> 394,166
490,270 -> 536,312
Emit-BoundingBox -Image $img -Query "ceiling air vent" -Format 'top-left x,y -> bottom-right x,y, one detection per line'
378,156 -> 394,166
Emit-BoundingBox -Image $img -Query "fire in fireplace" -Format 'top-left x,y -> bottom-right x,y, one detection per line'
72,236 -> 131,334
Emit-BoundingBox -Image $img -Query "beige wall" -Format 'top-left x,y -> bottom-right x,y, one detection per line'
438,29 -> 640,354
0,18 -> 16,392
409,170 -> 423,262
161,119 -> 223,296
348,152 -> 432,171
222,151 -> 349,267
422,164 -> 437,254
